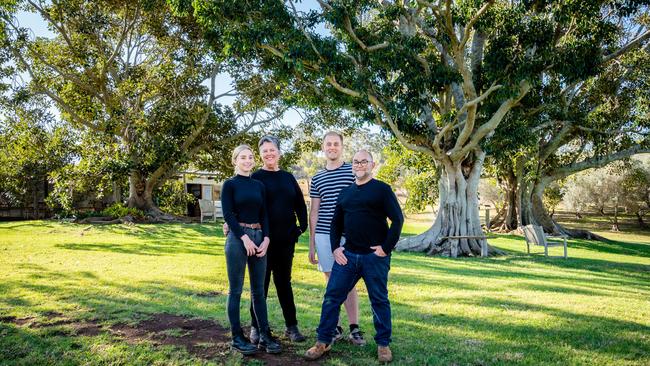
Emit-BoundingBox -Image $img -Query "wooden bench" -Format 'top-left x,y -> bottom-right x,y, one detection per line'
522,224 -> 567,258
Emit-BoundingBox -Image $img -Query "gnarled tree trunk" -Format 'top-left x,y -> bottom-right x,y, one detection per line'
522,176 -> 608,241
397,151 -> 502,257
125,172 -> 177,220
491,167 -> 519,232
126,172 -> 157,212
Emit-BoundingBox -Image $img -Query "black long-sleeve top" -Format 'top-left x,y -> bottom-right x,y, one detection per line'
220,174 -> 269,238
330,179 -> 404,255
251,169 -> 308,242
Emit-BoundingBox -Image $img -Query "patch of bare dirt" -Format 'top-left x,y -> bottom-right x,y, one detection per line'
2,311 -> 104,337
3,312 -> 318,365
111,314 -> 316,365
0,315 -> 34,326
194,291 -> 225,298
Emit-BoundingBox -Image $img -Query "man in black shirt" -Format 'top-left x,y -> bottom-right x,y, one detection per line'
305,150 -> 404,363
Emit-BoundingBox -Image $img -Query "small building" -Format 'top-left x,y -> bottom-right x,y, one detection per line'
180,171 -> 223,218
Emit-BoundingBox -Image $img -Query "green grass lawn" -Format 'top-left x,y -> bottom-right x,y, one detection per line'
1,219 -> 649,365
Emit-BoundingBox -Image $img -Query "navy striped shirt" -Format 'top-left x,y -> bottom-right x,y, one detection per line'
310,162 -> 355,235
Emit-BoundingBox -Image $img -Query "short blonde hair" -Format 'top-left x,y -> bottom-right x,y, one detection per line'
231,144 -> 254,174
323,130 -> 343,144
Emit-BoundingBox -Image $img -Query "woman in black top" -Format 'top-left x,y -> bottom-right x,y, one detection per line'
248,136 -> 308,343
221,144 -> 280,355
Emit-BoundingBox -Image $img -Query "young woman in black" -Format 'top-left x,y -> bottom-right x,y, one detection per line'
221,144 -> 281,355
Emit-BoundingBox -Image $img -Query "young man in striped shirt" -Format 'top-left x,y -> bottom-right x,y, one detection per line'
308,131 -> 365,345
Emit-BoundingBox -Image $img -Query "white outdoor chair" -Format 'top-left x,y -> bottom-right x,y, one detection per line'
522,224 -> 568,258
214,200 -> 223,219
198,199 -> 216,223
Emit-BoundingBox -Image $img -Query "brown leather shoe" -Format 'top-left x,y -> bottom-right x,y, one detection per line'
304,341 -> 331,360
378,345 -> 393,362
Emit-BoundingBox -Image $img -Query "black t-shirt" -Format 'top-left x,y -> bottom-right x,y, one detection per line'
330,179 -> 404,255
221,174 -> 269,238
251,169 -> 308,241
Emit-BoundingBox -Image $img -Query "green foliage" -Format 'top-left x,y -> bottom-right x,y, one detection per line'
2,0 -> 287,212
154,179 -> 194,216
488,8 -> 650,197
101,203 -> 145,219
377,139 -> 438,213
0,94 -> 76,212
543,182 -> 564,214
44,132 -> 128,216
183,0 -> 649,233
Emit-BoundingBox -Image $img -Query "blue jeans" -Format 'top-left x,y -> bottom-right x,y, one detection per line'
316,251 -> 392,346
225,227 -> 268,334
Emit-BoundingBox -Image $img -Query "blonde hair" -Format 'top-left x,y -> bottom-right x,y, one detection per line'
231,144 -> 254,174
323,130 -> 343,144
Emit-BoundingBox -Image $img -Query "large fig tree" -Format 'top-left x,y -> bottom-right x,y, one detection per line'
487,18 -> 650,238
180,0 -> 647,255
2,0 -> 285,217
183,0 -> 648,255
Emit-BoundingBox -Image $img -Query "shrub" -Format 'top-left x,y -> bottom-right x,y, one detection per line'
155,180 -> 195,216
101,203 -> 144,219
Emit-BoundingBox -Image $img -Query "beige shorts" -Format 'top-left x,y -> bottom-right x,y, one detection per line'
315,233 -> 346,272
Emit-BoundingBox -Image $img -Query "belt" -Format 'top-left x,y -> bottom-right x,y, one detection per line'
239,222 -> 261,229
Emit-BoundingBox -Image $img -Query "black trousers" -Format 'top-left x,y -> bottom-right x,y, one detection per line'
250,235 -> 298,328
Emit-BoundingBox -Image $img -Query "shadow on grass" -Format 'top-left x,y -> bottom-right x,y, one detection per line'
56,241 -> 222,256
4,225 -> 650,365
0,221 -> 57,230
392,253 -> 650,293
3,260 -> 650,365
568,238 -> 650,258
391,297 -> 650,365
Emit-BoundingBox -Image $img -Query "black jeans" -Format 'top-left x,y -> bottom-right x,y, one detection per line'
225,227 -> 269,334
250,234 -> 298,328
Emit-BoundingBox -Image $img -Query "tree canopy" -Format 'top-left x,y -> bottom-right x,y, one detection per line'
179,0 -> 650,255
1,0 -> 288,216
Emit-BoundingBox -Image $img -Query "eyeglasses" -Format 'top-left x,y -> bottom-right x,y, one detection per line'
352,160 -> 371,167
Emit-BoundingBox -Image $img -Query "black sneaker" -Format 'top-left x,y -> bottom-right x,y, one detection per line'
348,328 -> 366,345
231,332 -> 258,355
258,328 -> 282,354
333,326 -> 344,342
285,325 -> 306,342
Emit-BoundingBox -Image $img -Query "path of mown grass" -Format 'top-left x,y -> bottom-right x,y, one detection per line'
1,220 -> 649,365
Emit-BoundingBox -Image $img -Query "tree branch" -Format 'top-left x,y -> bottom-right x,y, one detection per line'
287,0 -> 327,63
451,83 -> 503,151
342,14 -> 389,52
369,100 -> 438,158
538,121 -> 573,164
179,65 -> 220,153
27,0 -> 74,49
602,29 -> 650,64
454,80 -> 531,160
325,75 -> 362,98
104,4 -> 140,78
459,1 -> 494,51
546,146 -> 650,181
